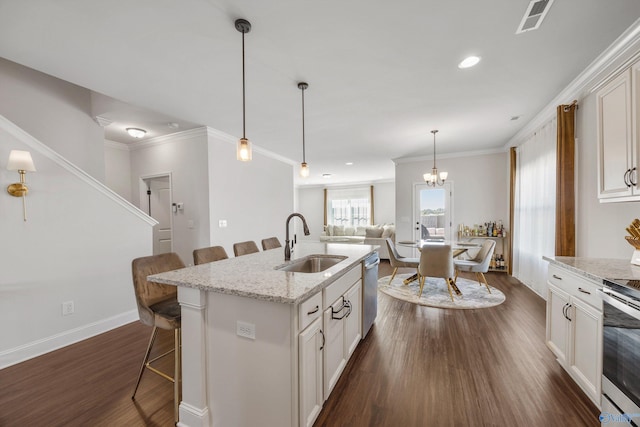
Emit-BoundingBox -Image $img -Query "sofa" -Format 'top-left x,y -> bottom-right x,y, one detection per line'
319,224 -> 395,259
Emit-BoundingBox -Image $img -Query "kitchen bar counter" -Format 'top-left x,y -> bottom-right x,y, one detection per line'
149,242 -> 376,304
543,255 -> 640,282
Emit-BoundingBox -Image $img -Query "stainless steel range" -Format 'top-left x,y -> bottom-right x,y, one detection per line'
599,278 -> 640,426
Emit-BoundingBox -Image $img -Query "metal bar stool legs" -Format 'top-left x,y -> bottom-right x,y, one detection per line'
132,326 -> 182,423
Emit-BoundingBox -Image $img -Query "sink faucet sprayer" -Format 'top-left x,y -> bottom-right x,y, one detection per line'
285,213 -> 310,261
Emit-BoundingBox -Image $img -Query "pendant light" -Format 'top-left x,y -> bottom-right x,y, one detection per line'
423,130 -> 448,186
235,18 -> 252,161
298,82 -> 309,178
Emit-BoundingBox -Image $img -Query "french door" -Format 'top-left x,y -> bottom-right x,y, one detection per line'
413,182 -> 453,242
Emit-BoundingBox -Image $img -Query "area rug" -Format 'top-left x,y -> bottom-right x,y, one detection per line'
378,273 -> 506,309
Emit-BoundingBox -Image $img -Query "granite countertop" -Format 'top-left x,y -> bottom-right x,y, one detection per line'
149,242 -> 377,305
543,255 -> 640,283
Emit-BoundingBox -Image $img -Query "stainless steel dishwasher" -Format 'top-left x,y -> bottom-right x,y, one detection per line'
362,251 -> 380,337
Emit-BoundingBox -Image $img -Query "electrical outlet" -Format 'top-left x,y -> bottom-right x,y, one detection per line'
236,321 -> 255,340
219,219 -> 227,228
62,301 -> 74,316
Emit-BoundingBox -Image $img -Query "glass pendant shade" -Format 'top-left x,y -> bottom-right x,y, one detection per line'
300,162 -> 309,177
237,138 -> 252,161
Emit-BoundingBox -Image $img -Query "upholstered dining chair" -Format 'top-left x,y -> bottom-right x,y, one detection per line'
193,245 -> 229,265
454,239 -> 496,293
385,238 -> 419,285
131,252 -> 184,422
261,237 -> 282,250
233,240 -> 260,257
417,244 -> 457,301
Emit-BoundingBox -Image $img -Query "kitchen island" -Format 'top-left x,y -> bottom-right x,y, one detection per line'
149,242 -> 377,427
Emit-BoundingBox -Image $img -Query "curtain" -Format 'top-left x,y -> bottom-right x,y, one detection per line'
513,118 -> 557,297
556,103 -> 577,256
324,186 -> 373,226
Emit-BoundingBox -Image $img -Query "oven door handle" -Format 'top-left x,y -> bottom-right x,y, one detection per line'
598,289 -> 640,321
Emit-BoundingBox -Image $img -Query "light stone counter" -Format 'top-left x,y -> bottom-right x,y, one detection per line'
543,255 -> 640,283
149,241 -> 377,304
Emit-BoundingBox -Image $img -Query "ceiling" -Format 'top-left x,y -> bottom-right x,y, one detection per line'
0,1 -> 639,186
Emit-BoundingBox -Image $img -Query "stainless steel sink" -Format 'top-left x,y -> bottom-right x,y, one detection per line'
276,255 -> 347,273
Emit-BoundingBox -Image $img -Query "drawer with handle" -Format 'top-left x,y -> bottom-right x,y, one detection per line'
299,292 -> 323,331
547,264 -> 602,309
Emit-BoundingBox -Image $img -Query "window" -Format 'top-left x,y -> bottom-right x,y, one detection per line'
325,186 -> 373,227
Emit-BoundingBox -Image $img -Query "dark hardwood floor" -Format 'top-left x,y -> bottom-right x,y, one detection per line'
0,261 -> 599,426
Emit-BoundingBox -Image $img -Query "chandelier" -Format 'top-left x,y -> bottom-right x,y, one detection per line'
423,130 -> 448,187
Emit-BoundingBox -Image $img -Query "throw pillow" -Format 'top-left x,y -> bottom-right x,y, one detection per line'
382,225 -> 395,239
325,225 -> 333,236
333,225 -> 345,236
344,226 -> 355,236
365,227 -> 384,238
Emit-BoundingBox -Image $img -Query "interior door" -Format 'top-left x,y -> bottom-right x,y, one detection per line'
414,182 -> 452,242
145,176 -> 172,255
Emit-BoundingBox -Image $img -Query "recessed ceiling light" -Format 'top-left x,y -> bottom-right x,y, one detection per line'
458,56 -> 481,69
168,122 -> 180,129
126,128 -> 147,138
322,174 -> 332,179
345,162 -> 353,166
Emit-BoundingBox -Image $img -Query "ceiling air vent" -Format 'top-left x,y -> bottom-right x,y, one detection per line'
516,0 -> 554,34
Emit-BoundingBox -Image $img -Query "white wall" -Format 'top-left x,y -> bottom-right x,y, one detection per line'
208,129 -> 294,255
394,152 -> 510,243
0,117 -> 153,368
0,57 -> 106,181
129,129 -> 211,265
296,182 -> 397,241
104,140 -> 132,202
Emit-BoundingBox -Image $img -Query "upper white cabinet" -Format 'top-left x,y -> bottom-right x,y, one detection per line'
596,60 -> 640,202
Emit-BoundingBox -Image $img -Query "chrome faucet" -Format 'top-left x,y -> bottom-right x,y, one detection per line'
285,213 -> 310,261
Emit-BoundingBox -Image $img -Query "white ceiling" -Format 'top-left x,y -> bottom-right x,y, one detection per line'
0,1 -> 639,186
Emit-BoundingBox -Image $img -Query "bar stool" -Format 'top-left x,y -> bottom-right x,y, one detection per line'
261,237 -> 282,250
193,245 -> 229,265
131,252 -> 184,422
233,240 -> 259,257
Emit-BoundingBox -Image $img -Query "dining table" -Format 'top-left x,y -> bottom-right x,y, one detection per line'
395,239 -> 482,292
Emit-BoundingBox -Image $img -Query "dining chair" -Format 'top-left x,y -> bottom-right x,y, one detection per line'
131,252 -> 184,422
385,238 -> 419,285
193,245 -> 229,265
417,244 -> 456,301
233,240 -> 260,257
454,239 -> 496,293
261,237 -> 282,250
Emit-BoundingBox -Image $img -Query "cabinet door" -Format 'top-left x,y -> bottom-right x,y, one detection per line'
546,284 -> 570,365
323,301 -> 347,399
597,69 -> 634,200
344,281 -> 362,358
299,317 -> 324,427
569,298 -> 602,403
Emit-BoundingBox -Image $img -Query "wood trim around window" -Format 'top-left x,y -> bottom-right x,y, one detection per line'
324,188 -> 328,226
555,103 -> 577,256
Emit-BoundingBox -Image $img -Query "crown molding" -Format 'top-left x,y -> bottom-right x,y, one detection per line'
392,147 -> 507,165
505,18 -> 640,149
94,115 -> 113,127
128,127 -> 208,151
296,178 -> 395,190
104,139 -> 130,151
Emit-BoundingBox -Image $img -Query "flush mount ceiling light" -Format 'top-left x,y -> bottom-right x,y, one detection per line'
126,128 -> 146,138
298,82 -> 309,178
458,56 -> 481,69
235,18 -> 252,162
423,130 -> 448,187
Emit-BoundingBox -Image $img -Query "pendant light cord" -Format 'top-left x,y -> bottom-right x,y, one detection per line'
242,31 -> 246,139
301,86 -> 306,163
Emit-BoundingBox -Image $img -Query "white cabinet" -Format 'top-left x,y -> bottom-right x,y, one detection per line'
596,60 -> 640,202
322,269 -> 362,399
546,264 -> 602,406
299,263 -> 363,425
299,317 -> 324,427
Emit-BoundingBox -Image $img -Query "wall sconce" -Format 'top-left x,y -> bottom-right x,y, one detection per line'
6,150 -> 36,221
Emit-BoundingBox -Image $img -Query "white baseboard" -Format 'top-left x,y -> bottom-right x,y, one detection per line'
0,309 -> 139,370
